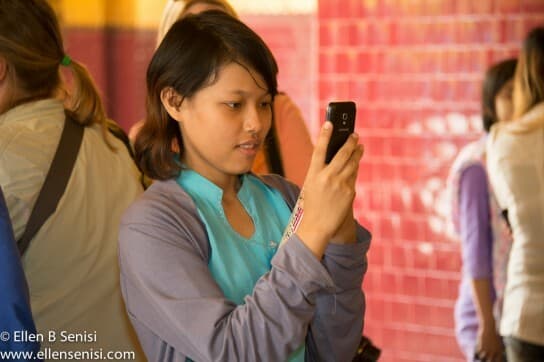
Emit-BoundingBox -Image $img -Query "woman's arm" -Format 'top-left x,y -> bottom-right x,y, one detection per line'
470,279 -> 500,355
119,186 -> 339,362
262,174 -> 372,360
458,165 -> 503,360
307,225 -> 371,361
274,94 -> 314,187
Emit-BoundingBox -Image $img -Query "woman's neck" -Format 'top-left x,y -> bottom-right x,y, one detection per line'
220,176 -> 242,201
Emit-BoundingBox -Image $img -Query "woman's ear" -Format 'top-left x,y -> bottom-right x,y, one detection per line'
160,87 -> 185,122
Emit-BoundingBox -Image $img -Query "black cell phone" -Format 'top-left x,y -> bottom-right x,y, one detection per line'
325,101 -> 356,163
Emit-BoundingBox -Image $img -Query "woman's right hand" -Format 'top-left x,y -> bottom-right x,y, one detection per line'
295,121 -> 363,259
476,322 -> 504,362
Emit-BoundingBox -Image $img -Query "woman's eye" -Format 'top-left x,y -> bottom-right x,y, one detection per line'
225,102 -> 241,109
260,101 -> 272,109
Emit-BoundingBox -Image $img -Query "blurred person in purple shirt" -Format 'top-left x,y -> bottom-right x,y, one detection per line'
447,58 -> 517,362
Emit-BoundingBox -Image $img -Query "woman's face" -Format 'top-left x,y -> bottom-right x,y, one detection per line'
495,79 -> 514,123
168,61 -> 272,185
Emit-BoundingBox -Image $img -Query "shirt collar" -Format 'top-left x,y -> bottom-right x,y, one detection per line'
177,169 -> 249,205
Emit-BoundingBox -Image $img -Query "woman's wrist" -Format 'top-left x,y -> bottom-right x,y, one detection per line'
480,315 -> 496,328
330,218 -> 357,244
295,224 -> 330,259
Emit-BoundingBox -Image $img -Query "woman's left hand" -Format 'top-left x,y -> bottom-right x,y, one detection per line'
330,210 -> 357,244
476,323 -> 504,362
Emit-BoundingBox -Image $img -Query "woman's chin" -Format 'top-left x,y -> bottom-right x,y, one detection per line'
234,165 -> 253,175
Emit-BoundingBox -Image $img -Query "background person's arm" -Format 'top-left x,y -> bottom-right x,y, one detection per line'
274,93 -> 314,187
459,165 -> 503,360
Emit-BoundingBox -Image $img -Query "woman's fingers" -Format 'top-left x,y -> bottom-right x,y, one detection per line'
338,144 -> 364,185
297,124 -> 363,253
326,133 -> 360,174
307,121 -> 333,175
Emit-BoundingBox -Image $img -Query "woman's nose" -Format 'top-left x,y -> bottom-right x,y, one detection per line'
243,106 -> 264,133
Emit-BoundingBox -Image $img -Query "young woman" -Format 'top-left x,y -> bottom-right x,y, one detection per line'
129,0 -> 314,187
120,11 -> 371,361
448,58 -> 517,362
0,0 -> 144,358
487,27 -> 544,361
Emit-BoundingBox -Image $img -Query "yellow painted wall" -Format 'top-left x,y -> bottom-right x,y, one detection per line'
48,0 -> 317,28
49,0 -> 168,28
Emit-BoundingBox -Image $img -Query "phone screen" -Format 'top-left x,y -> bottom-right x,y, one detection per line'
325,101 -> 356,163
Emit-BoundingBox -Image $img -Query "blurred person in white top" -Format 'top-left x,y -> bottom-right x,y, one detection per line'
486,27 -> 544,361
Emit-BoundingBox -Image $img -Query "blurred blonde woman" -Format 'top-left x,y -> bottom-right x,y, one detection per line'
0,0 -> 144,358
130,0 -> 314,186
486,27 -> 544,361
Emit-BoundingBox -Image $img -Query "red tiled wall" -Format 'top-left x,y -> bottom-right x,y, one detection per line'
318,1 -> 544,361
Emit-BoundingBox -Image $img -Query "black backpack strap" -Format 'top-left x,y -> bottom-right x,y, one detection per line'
17,112 -> 84,256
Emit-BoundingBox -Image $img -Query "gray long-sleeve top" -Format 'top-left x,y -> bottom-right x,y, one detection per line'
118,174 -> 371,362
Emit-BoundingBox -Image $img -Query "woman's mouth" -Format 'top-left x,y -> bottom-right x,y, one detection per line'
237,141 -> 260,156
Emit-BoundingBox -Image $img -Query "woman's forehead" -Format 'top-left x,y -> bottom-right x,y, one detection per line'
197,61 -> 269,96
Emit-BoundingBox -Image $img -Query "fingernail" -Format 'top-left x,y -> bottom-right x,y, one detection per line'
323,121 -> 332,130
352,133 -> 359,139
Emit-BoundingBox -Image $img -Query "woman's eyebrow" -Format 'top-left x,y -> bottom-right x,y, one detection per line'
225,89 -> 271,98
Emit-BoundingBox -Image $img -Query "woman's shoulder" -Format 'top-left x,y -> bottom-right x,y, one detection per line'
122,179 -> 196,224
448,137 -> 486,181
120,179 -> 210,259
487,123 -> 537,163
0,99 -> 64,155
273,93 -> 304,127
505,102 -> 544,134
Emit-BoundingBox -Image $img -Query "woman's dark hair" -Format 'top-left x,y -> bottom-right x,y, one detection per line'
513,27 -> 544,118
481,58 -> 517,132
135,10 -> 279,180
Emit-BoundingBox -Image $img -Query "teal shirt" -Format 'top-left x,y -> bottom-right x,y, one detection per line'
177,170 -> 305,361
